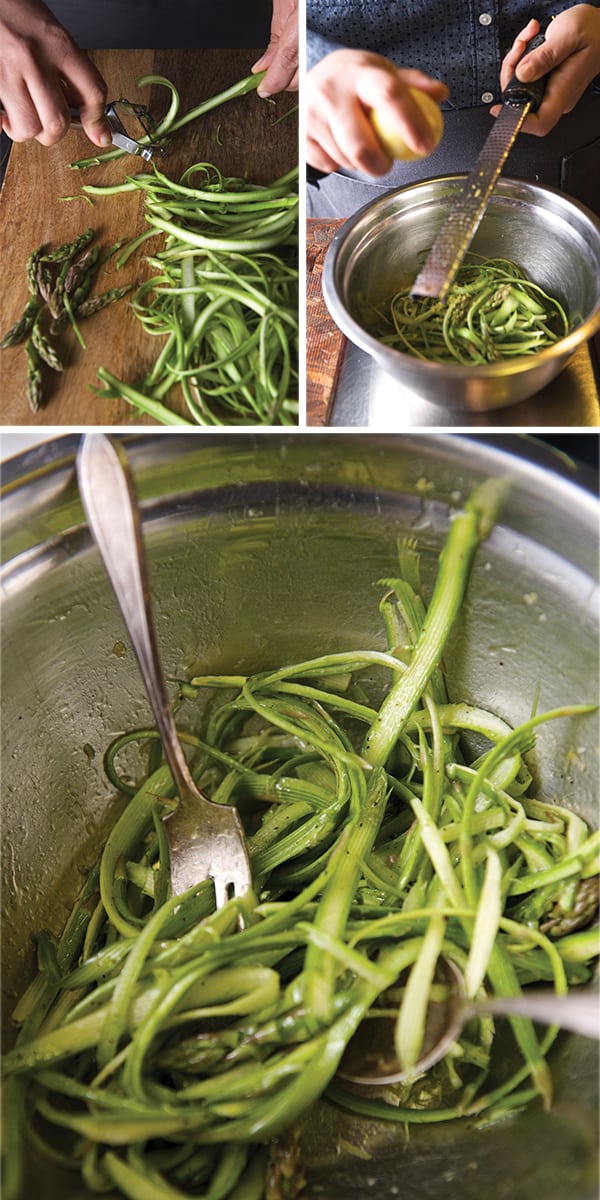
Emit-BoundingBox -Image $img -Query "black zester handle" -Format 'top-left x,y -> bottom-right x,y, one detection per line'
502,31 -> 547,112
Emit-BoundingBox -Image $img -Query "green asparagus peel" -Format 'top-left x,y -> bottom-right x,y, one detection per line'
89,164 -> 298,426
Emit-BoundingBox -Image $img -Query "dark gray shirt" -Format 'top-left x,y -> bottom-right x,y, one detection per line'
307,1 -> 600,109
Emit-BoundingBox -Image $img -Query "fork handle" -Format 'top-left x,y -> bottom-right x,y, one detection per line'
76,434 -> 196,801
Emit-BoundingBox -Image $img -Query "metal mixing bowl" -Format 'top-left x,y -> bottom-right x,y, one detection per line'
322,176 -> 600,411
1,433 -> 598,1200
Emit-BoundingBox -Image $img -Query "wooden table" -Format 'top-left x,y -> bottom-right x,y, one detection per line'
306,218 -> 346,426
0,49 -> 297,426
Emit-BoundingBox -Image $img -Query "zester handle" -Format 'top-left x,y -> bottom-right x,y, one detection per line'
502,31 -> 547,112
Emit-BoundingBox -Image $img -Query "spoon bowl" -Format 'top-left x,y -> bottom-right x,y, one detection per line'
339,958 -> 600,1085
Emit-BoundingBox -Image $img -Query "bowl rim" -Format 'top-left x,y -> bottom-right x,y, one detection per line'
321,173 -> 600,377
1,432 -> 598,573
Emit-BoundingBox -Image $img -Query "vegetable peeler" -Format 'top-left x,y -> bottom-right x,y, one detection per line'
0,98 -> 166,161
81,99 -> 167,160
411,30 -> 548,300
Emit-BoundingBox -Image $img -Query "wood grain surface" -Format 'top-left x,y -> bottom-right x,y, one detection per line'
0,48 -> 298,426
306,218 -> 346,427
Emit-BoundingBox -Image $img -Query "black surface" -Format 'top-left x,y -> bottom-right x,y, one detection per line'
534,434 -> 599,475
47,0 -> 271,47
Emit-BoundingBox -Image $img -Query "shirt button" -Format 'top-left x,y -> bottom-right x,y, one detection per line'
481,91 -> 495,103
479,11 -> 493,24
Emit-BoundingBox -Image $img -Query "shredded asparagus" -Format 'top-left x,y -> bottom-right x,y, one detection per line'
367,255 -> 570,365
90,163 -> 299,426
2,480 -> 597,1200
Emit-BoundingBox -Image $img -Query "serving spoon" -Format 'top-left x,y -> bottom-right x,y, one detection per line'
339,957 -> 599,1085
76,433 -> 252,907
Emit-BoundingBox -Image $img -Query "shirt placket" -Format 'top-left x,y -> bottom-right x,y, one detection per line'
473,0 -> 501,106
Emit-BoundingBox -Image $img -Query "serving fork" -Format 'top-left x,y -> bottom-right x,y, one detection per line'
76,433 -> 252,907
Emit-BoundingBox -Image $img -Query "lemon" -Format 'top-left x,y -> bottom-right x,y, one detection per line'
370,87 -> 444,161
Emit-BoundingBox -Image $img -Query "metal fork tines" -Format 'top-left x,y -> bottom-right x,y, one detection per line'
76,433 -> 252,909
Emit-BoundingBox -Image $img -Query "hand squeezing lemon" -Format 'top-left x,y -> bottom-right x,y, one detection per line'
370,87 -> 444,160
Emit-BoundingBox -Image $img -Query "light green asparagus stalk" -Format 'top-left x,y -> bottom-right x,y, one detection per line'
362,477 -> 509,768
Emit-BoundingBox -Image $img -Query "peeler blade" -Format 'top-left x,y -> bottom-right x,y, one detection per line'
63,100 -> 165,160
109,130 -> 157,161
104,102 -> 166,161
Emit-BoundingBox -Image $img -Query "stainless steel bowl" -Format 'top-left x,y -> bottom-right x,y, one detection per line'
322,176 -> 600,411
1,433 -> 598,1200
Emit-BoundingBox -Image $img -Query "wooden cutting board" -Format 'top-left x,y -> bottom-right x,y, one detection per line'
0,48 -> 297,426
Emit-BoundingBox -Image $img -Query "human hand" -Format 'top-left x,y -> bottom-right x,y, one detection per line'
494,8 -> 600,135
252,0 -> 298,96
307,49 -> 448,175
0,0 -> 110,147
